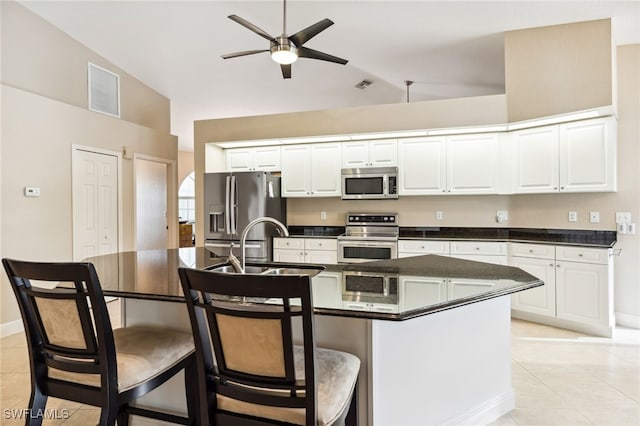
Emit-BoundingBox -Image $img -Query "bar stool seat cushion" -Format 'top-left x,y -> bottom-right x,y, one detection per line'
49,325 -> 194,392
217,346 -> 360,426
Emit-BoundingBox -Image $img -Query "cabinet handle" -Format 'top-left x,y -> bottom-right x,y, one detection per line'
529,249 -> 534,253
578,253 -> 584,257
549,263 -> 554,267
560,186 -> 565,190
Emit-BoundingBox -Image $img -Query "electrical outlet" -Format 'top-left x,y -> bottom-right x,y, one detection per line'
320,211 -> 327,220
568,211 -> 577,222
435,211 -> 443,221
589,211 -> 600,223
496,210 -> 508,223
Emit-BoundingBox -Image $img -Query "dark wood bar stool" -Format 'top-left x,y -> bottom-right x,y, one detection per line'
2,258 -> 198,426
178,267 -> 360,426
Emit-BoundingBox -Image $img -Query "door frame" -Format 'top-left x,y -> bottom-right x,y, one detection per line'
71,145 -> 124,260
133,153 -> 178,250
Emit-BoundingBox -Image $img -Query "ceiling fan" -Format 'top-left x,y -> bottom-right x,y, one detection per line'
221,0 -> 348,79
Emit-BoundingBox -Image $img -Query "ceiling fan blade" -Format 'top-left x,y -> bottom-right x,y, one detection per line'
221,49 -> 269,60
281,64 -> 292,79
228,15 -> 275,42
288,18 -> 334,47
297,47 -> 348,65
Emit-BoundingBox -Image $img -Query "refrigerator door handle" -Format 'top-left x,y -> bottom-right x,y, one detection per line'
230,175 -> 238,235
225,176 -> 231,234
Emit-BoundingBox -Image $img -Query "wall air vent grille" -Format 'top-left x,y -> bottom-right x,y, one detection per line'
88,62 -> 120,118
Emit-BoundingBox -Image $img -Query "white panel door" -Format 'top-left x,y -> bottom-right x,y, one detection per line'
510,256 -> 556,317
511,125 -> 560,193
556,261 -> 609,327
226,148 -> 252,171
310,143 -> 341,196
136,159 -> 168,250
72,149 -> 119,261
281,144 -> 311,197
369,139 -> 398,166
400,276 -> 448,311
398,137 -> 447,195
447,133 -> 500,194
342,141 -> 370,168
559,117 -> 616,192
252,146 -> 281,171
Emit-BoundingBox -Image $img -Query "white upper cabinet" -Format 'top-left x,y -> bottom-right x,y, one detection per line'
511,117 -> 616,193
398,137 -> 447,195
281,143 -> 342,197
559,117 -> 616,192
511,125 -> 560,193
398,134 -> 501,196
447,133 -> 501,194
342,139 -> 398,168
226,146 -> 281,172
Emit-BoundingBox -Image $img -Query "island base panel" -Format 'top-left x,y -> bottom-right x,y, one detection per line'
371,297 -> 514,426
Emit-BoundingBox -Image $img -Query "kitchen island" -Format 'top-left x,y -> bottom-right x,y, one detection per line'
88,247 -> 542,426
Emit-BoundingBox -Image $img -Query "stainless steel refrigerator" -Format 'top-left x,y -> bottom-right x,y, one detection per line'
203,171 -> 286,262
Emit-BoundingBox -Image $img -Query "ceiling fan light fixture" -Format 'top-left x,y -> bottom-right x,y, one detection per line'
271,41 -> 298,65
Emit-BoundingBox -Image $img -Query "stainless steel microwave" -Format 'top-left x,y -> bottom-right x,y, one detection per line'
341,166 -> 398,200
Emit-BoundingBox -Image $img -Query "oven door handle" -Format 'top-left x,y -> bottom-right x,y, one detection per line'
338,240 -> 397,248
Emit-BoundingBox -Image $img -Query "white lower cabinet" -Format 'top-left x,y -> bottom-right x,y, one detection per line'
311,271 -> 342,309
509,243 -> 613,336
273,237 -> 338,264
449,241 -> 507,265
398,240 -> 449,258
399,276 -> 448,311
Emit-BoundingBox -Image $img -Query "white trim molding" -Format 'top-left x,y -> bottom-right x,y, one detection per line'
0,319 -> 24,338
616,312 -> 640,329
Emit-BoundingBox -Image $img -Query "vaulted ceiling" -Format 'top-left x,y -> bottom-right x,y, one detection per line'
21,1 -> 640,151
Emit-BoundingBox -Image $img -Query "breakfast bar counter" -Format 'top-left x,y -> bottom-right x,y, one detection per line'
87,247 -> 542,426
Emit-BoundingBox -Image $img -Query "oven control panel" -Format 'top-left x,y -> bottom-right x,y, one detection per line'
347,213 -> 398,226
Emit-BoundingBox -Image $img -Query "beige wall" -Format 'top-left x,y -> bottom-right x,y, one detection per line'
178,150 -> 195,185
1,3 -> 178,330
505,19 -> 613,122
1,1 -> 170,133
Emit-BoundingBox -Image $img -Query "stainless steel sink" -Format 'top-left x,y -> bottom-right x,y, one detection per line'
208,263 -> 324,277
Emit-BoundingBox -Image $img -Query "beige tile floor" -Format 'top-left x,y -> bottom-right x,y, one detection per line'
1,319 -> 638,425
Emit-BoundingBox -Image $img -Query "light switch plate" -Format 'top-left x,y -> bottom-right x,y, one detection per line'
589,211 -> 600,223
24,187 -> 40,197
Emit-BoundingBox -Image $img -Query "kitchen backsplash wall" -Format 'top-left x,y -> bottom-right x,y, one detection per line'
287,196 -> 510,228
286,193 -> 619,230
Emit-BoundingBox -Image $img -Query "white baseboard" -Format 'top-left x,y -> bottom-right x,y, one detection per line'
439,390 -> 515,426
0,319 -> 24,338
616,312 -> 640,329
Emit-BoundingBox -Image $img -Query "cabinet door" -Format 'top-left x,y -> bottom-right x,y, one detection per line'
511,125 -> 559,193
281,145 -> 311,197
252,146 -> 281,171
226,148 -> 253,172
447,133 -> 500,194
273,248 -> 305,263
559,117 -> 616,192
369,139 -> 398,166
399,276 -> 447,311
447,279 -> 497,298
311,272 -> 342,309
556,261 -> 609,327
310,143 -> 342,196
305,250 -> 338,264
398,137 -> 447,195
510,256 -> 556,317
342,141 -> 370,168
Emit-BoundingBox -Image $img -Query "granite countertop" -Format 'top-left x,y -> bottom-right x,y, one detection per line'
86,247 -> 542,322
285,225 -> 617,248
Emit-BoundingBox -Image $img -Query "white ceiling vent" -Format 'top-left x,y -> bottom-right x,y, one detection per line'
88,62 -> 120,118
355,79 -> 373,89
